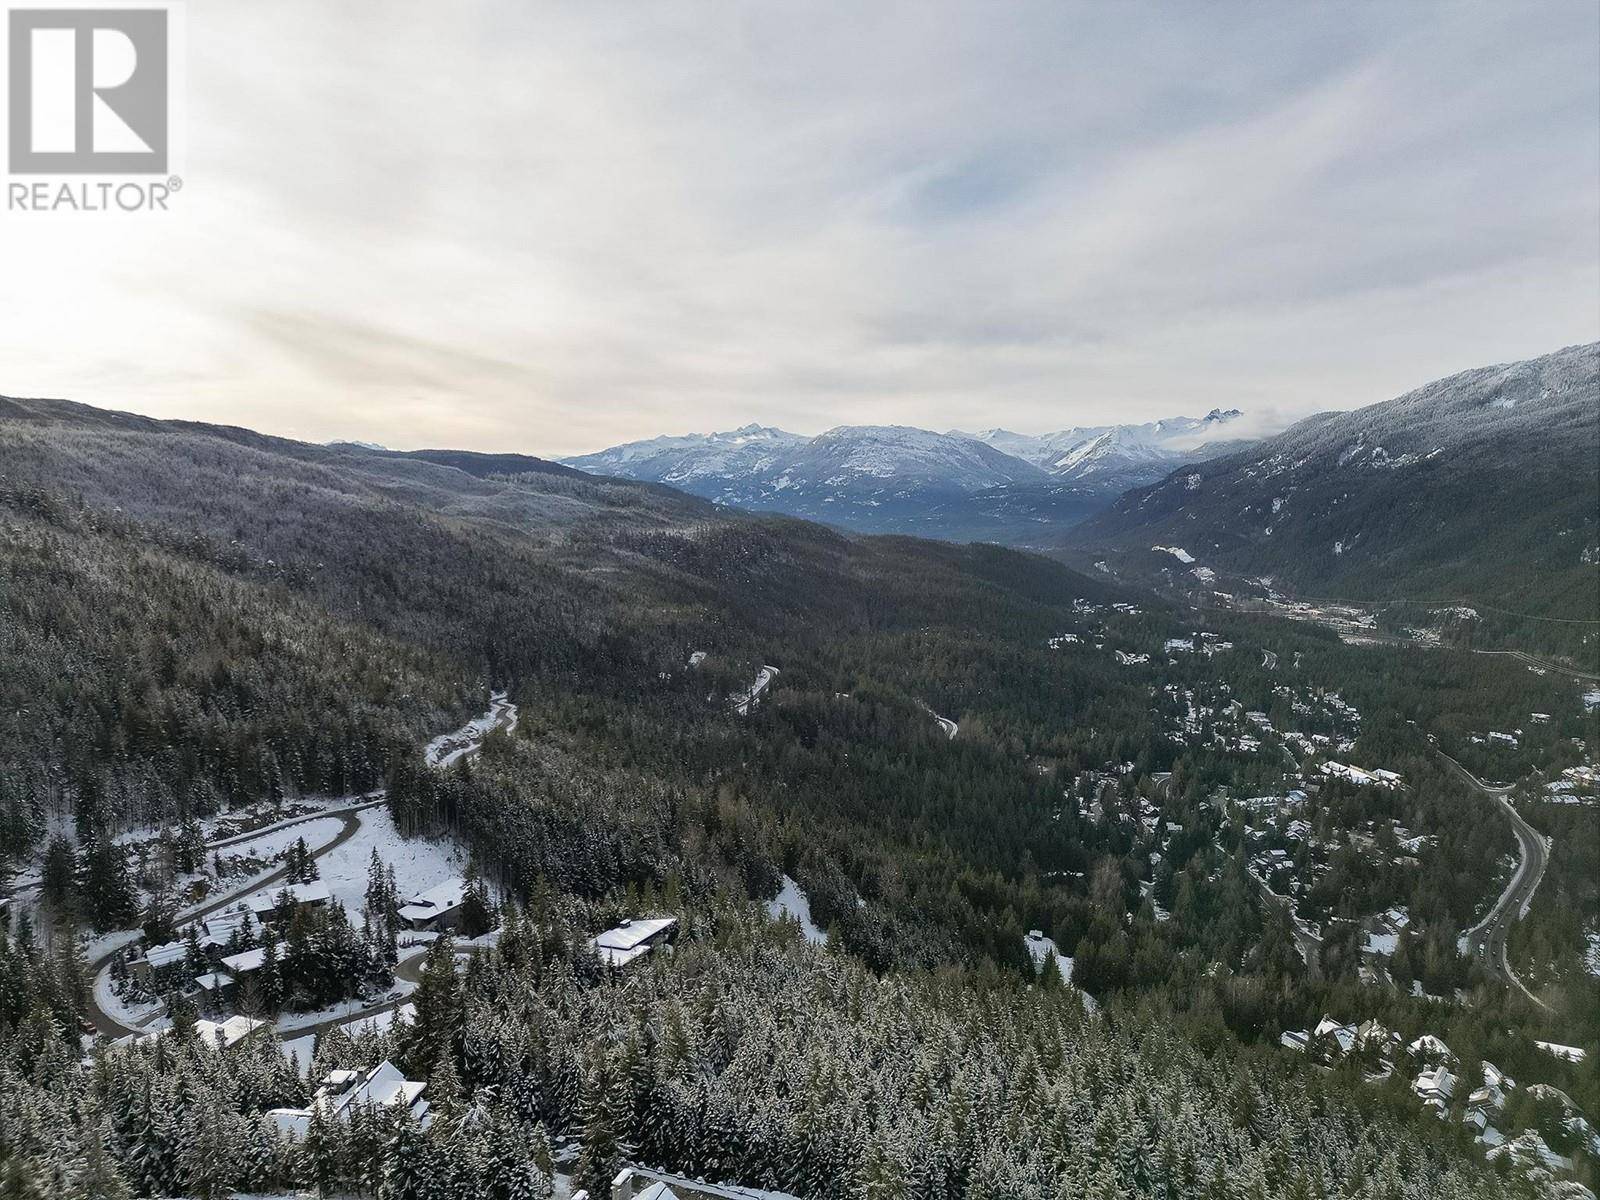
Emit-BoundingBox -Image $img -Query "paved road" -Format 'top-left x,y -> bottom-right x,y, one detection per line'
85,807 -> 374,1036
732,666 -> 779,715
1442,752 -> 1552,1010
1470,648 -> 1600,685
1246,866 -> 1323,979
84,693 -> 517,1039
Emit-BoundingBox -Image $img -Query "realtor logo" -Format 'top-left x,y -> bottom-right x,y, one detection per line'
8,6 -> 168,173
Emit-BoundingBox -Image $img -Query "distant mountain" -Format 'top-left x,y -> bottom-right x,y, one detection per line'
1061,343 -> 1600,639
966,408 -> 1245,483
562,411 -> 1253,542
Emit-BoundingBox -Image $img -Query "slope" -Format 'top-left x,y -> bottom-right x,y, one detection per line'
1062,343 -> 1600,656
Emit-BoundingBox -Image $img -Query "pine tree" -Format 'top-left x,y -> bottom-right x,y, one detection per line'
382,1108 -> 433,1200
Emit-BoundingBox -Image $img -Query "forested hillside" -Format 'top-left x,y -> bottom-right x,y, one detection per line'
0,397 -> 1591,1198
1062,344 -> 1599,662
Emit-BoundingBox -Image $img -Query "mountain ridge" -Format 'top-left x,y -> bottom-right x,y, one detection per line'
1059,342 -> 1600,654
562,409 -> 1256,542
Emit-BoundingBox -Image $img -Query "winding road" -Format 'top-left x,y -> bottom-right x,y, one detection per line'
84,694 -> 517,1038
1441,751 -> 1552,1010
85,802 -> 383,1036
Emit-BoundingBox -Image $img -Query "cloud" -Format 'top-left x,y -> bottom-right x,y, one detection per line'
0,1 -> 1594,455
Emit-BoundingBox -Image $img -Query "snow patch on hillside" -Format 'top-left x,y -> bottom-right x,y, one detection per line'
766,876 -> 827,945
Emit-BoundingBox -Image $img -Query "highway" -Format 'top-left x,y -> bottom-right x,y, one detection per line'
1442,751 -> 1552,1011
1469,648 -> 1600,684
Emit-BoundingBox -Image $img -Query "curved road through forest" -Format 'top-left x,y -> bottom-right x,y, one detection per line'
1441,752 -> 1552,1011
84,802 -> 384,1036
85,695 -> 518,1037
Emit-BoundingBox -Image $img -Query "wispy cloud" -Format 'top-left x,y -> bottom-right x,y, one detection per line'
0,2 -> 1594,454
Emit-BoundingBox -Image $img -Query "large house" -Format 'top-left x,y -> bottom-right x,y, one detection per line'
269,1059 -> 430,1137
590,917 -> 678,969
611,1167 -> 800,1200
398,878 -> 468,932
246,880 -> 332,923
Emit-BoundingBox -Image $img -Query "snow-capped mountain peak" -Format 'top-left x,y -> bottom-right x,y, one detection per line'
560,409 -> 1262,543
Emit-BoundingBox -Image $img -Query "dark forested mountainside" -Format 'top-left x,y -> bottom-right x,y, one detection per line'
1062,344 -> 1600,662
1,396 -> 1594,1199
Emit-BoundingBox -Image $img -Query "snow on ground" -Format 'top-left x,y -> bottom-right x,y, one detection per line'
299,805 -> 467,925
1365,932 -> 1399,956
1152,545 -> 1195,563
1023,931 -> 1074,983
765,876 -> 827,944
93,965 -> 164,1029
220,817 -> 343,865
423,691 -> 517,768
273,976 -> 419,1034
733,666 -> 779,715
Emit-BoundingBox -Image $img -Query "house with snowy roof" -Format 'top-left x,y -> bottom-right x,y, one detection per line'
590,916 -> 678,969
1407,1033 -> 1455,1064
115,1015 -> 268,1053
398,878 -> 468,932
269,1058 -> 430,1138
1413,1064 -> 1456,1115
1312,1016 -> 1357,1056
246,880 -> 332,923
612,1166 -> 800,1200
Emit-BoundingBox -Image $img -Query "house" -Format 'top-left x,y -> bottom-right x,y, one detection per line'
246,880 -> 332,923
1356,1019 -> 1397,1052
220,947 -> 268,978
397,878 -> 468,932
129,939 -> 193,982
1279,1029 -> 1310,1051
612,1167 -> 801,1200
1487,731 -> 1519,748
1533,1040 -> 1587,1064
1312,1016 -> 1357,1055
1413,1065 -> 1456,1114
1468,1062 -> 1513,1113
114,1015 -> 268,1053
1488,1130 -> 1572,1173
269,1059 -> 431,1138
590,917 -> 678,968
1407,1034 -> 1454,1064
191,971 -> 235,1001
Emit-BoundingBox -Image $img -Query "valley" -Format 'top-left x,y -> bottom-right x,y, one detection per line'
0,358 -> 1595,1200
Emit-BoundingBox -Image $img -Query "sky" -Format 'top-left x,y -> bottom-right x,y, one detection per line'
1,2 -> 1596,456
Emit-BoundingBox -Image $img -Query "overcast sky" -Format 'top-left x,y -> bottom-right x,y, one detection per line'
2,2 -> 1596,455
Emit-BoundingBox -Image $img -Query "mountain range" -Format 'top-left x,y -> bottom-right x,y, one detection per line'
1062,342 -> 1600,638
561,408 -> 1251,542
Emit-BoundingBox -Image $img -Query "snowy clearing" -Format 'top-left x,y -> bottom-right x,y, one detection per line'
1023,930 -> 1074,983
765,876 -> 827,944
423,691 -> 518,768
219,817 -> 343,865
286,804 -> 469,926
732,665 -> 779,715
